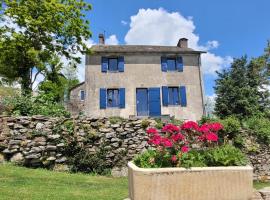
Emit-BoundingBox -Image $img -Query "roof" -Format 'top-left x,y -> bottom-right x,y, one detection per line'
90,45 -> 206,54
69,82 -> 85,91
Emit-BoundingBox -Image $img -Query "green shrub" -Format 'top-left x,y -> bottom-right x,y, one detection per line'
221,116 -> 241,138
154,118 -> 163,129
2,94 -> 70,117
179,150 -> 207,168
141,119 -> 150,129
109,116 -> 124,124
205,144 -> 247,166
245,116 -> 270,144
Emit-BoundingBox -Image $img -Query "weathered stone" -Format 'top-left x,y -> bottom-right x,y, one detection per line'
10,153 -> 24,164
48,134 -> 61,140
53,164 -> 69,172
56,143 -> 65,147
46,156 -> 56,161
3,149 -> 12,154
31,147 -> 42,153
0,153 -> 5,163
46,145 -> 57,151
111,142 -> 119,148
9,140 -> 21,145
105,132 -> 116,139
111,124 -> 120,128
55,157 -> 67,163
259,187 -> 270,200
25,153 -> 41,159
99,128 -> 113,133
34,136 -> 46,143
35,123 -> 44,130
111,167 -> 128,177
19,128 -> 28,133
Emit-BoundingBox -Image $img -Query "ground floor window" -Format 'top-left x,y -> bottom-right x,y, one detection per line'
168,87 -> 180,105
80,90 -> 85,101
107,89 -> 120,107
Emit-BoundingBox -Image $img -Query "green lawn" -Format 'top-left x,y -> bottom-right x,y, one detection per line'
0,164 -> 128,200
1,164 -> 270,200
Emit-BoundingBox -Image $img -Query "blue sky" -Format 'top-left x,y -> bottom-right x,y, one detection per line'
83,0 -> 270,97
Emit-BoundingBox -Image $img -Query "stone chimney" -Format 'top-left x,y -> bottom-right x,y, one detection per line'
177,38 -> 188,48
99,33 -> 105,45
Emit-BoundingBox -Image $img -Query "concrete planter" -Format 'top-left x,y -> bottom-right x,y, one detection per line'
128,162 -> 253,200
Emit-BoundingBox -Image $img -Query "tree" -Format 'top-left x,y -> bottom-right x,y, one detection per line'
0,0 -> 91,95
214,55 -> 270,119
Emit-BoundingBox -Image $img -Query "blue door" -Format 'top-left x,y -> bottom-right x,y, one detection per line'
136,89 -> 148,116
149,88 -> 161,117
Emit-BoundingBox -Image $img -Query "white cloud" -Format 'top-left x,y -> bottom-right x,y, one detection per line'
105,35 -> 119,45
124,8 -> 232,75
121,20 -> 128,26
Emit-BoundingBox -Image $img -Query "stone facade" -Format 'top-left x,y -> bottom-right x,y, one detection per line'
65,82 -> 85,115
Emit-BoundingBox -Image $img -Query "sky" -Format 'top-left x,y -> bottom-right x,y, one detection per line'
80,0 -> 270,99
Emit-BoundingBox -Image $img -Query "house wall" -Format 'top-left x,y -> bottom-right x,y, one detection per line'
85,53 -> 204,121
66,83 -> 85,115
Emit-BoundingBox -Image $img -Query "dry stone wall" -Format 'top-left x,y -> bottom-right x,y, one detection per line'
0,115 -> 270,180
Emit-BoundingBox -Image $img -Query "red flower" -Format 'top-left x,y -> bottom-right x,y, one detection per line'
181,121 -> 199,131
147,128 -> 158,135
205,132 -> 218,142
162,124 -> 180,133
171,133 -> 185,142
148,135 -> 162,145
198,124 -> 210,133
161,138 -> 173,147
171,155 -> 177,162
181,146 -> 189,153
208,122 -> 223,132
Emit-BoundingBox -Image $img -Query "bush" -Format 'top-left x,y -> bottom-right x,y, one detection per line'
205,144 -> 247,166
245,116 -> 270,144
2,94 -> 70,117
221,116 -> 241,139
109,116 -> 124,124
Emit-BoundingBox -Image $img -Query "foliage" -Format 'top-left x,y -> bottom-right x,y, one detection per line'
179,150 -> 207,168
214,55 -> 270,119
134,121 -> 227,168
0,0 -> 91,94
220,116 -> 241,139
244,116 -> 270,144
141,119 -> 150,129
109,116 -> 124,124
154,118 -> 164,129
205,144 -> 247,166
0,164 -> 128,200
65,141 -> 111,175
2,93 -> 70,117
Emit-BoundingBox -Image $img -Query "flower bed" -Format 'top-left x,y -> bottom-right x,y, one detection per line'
129,121 -> 253,200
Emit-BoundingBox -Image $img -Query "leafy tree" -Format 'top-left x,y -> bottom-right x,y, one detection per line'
214,54 -> 270,119
0,0 -> 91,95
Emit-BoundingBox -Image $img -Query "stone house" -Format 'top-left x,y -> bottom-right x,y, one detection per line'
68,34 -> 206,120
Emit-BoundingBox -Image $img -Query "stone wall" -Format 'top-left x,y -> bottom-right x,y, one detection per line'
0,116 -> 152,173
1,115 -> 270,179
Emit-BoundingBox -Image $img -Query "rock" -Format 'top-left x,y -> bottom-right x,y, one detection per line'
48,134 -> 61,140
35,123 -> 44,130
99,128 -> 113,133
10,153 -> 24,164
30,147 -> 42,153
3,149 -> 12,154
0,153 -> 5,163
9,140 -> 21,145
19,128 -> 28,133
111,142 -> 119,148
259,187 -> 270,200
111,124 -> 120,128
55,157 -> 67,163
46,156 -> 56,161
56,143 -> 65,147
46,145 -> 57,151
34,137 -> 46,143
111,167 -> 128,177
105,132 -> 116,139
25,153 -> 41,159
53,164 -> 69,172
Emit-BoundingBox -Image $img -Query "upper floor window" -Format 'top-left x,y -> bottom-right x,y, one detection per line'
161,56 -> 183,72
80,90 -> 85,101
108,58 -> 118,72
162,86 -> 187,107
101,56 -> 124,73
107,89 -> 119,107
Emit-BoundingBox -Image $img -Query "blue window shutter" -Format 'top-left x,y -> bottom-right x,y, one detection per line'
149,88 -> 161,116
177,57 -> 183,72
100,88 -> 106,109
161,57 -> 167,72
180,86 -> 187,107
118,56 -> 124,72
101,57 -> 108,72
162,86 -> 168,106
119,88 -> 125,108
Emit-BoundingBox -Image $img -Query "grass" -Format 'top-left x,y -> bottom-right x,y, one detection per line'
0,164 -> 128,200
254,181 -> 270,190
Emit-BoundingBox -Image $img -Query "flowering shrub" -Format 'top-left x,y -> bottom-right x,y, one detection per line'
134,121 -> 247,168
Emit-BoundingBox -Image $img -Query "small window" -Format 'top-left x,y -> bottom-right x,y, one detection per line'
107,89 -> 119,107
80,90 -> 85,101
168,87 -> 180,105
167,58 -> 177,71
108,58 -> 118,72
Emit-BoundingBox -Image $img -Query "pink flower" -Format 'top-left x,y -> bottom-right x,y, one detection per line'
198,124 -> 210,133
171,155 -> 177,162
162,124 -> 180,133
181,121 -> 199,131
205,132 -> 218,142
171,133 -> 185,142
148,135 -> 162,145
208,122 -> 223,132
181,146 -> 189,153
161,138 -> 173,147
147,128 -> 158,135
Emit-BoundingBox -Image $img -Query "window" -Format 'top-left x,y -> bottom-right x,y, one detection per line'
168,87 -> 180,105
107,89 -> 119,107
167,58 -> 177,71
80,90 -> 85,101
108,58 -> 118,72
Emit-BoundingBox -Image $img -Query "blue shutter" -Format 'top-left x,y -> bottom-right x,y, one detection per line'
119,88 -> 125,108
177,57 -> 183,72
161,57 -> 167,72
100,88 -> 106,109
162,86 -> 168,106
149,88 -> 161,116
101,57 -> 108,72
118,56 -> 124,72
180,86 -> 187,107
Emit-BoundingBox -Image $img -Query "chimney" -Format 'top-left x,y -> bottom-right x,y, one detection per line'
99,33 -> 105,45
177,38 -> 188,48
